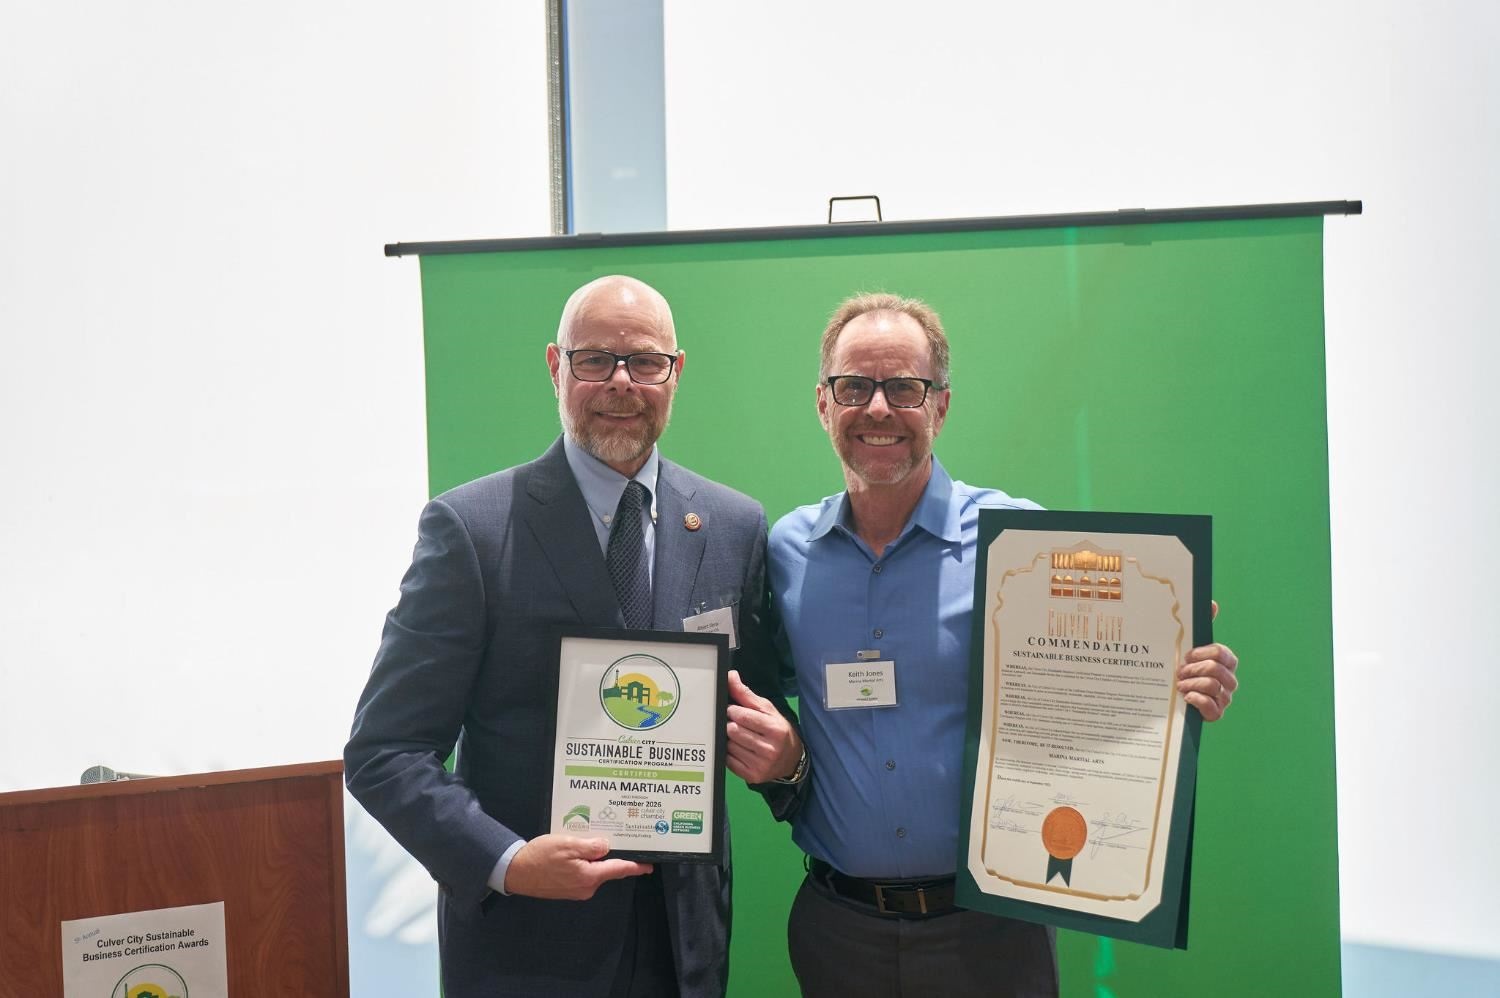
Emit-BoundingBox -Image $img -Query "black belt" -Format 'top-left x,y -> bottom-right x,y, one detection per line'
809,858 -> 959,917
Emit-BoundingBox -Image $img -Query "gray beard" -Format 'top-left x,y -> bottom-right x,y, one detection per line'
834,421 -> 931,487
559,397 -> 672,467
839,445 -> 922,487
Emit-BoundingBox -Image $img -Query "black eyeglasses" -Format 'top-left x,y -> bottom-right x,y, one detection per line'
565,349 -> 679,385
825,375 -> 941,408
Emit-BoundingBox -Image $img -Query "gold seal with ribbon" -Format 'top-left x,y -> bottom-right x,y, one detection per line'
1041,805 -> 1087,886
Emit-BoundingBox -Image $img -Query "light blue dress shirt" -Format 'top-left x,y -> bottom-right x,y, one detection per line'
768,457 -> 1041,879
562,435 -> 660,575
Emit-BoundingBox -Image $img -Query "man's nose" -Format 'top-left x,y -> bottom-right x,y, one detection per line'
607,358 -> 635,387
865,385 -> 894,417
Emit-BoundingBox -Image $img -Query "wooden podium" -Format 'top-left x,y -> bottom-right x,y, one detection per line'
0,760 -> 349,995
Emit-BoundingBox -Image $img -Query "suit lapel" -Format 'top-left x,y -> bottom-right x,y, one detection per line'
652,460 -> 707,629
521,438 -> 623,627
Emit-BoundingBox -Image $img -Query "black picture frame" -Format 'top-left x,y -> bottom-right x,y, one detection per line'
547,626 -> 730,865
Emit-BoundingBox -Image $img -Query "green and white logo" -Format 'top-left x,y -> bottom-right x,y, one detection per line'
562,804 -> 591,832
671,810 -> 704,834
113,964 -> 188,998
599,654 -> 680,730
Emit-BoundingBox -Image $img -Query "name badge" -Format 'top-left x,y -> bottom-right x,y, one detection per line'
683,604 -> 738,649
824,660 -> 898,709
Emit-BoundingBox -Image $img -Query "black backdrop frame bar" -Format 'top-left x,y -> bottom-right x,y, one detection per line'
384,199 -> 1361,258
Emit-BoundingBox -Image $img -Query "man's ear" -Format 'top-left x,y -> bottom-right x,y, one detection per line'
546,342 -> 563,395
930,387 -> 950,438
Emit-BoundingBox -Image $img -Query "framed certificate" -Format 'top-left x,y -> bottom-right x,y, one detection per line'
956,510 -> 1211,948
548,628 -> 729,864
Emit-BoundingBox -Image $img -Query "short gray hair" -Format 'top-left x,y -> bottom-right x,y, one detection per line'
818,292 -> 950,388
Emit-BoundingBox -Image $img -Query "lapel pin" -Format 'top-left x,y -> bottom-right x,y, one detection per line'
683,512 -> 702,531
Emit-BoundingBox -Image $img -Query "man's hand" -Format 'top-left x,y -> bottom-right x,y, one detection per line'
503,835 -> 651,900
1178,601 -> 1239,721
725,669 -> 804,784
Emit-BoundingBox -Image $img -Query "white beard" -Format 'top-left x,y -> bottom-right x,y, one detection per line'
559,394 -> 672,467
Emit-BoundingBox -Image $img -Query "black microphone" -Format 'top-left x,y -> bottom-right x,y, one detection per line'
79,765 -> 159,785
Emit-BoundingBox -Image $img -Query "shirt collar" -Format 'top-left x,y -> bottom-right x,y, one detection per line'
562,434 -> 660,526
809,456 -> 961,546
807,492 -> 846,542
915,457 -> 962,543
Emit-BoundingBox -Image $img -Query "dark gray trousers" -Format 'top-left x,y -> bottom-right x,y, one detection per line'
787,876 -> 1059,998
610,869 -> 678,998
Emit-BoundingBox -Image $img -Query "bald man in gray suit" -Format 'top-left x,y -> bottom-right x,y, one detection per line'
346,276 -> 787,997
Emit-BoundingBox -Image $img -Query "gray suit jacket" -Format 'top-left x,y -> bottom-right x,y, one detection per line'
345,438 -> 783,997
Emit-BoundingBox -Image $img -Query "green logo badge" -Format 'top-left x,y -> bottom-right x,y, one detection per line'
562,804 -> 591,832
599,654 -> 680,730
671,810 -> 704,834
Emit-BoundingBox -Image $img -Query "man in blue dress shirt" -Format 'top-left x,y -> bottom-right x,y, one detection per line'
724,292 -> 1240,997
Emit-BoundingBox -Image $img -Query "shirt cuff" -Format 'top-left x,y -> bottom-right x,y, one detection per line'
486,838 -> 528,896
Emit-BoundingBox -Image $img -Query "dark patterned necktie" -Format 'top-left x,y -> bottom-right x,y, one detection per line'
607,480 -> 652,629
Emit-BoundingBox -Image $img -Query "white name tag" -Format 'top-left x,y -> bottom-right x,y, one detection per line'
824,660 -> 898,709
682,604 -> 738,649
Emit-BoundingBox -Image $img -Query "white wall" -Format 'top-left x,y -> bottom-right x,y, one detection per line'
661,0 -> 1498,962
0,4 -> 548,992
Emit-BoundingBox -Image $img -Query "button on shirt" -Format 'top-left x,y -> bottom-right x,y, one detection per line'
767,458 -> 1041,879
562,435 -> 660,573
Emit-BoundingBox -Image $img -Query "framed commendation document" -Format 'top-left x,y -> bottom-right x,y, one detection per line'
956,510 -> 1211,948
548,628 -> 729,864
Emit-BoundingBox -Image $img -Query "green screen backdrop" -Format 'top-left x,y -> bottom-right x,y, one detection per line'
404,206 -> 1342,997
